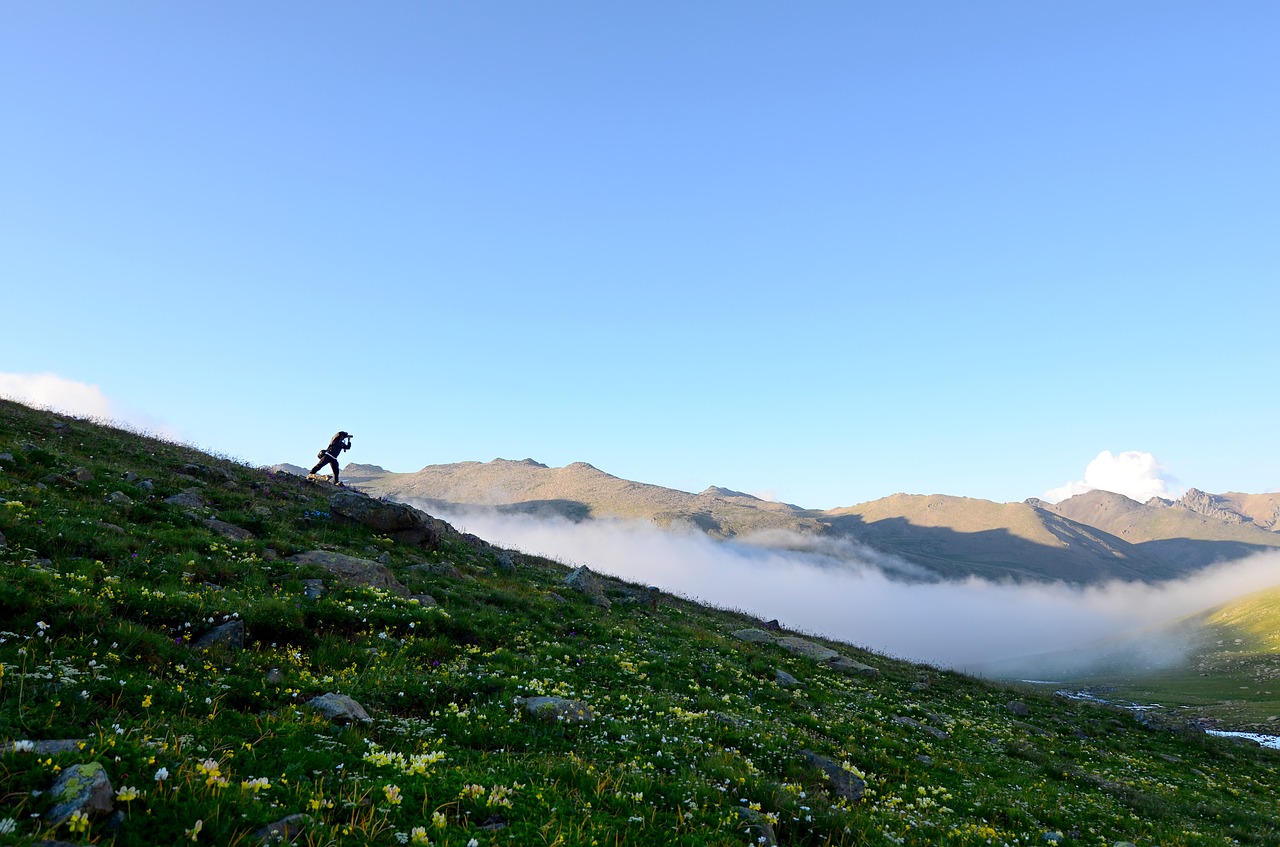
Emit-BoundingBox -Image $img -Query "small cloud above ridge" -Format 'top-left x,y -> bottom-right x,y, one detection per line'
1044,450 -> 1182,504
0,371 -> 178,440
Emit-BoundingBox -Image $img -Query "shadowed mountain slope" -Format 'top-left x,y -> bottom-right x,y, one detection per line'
341,462 -> 1235,584
1041,489 -> 1280,569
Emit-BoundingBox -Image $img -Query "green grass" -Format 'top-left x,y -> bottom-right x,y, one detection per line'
2,398 -> 1280,846
1044,585 -> 1280,730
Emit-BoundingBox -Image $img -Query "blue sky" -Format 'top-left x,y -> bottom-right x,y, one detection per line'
2,2 -> 1277,509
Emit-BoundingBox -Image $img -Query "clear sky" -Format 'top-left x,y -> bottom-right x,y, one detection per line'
3,2 -> 1277,510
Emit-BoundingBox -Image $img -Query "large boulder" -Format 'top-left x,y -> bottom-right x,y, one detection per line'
328,490 -> 441,549
289,551 -> 409,597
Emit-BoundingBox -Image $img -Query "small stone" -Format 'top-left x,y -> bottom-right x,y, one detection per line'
253,813 -> 313,844
302,579 -> 325,599
409,594 -> 438,608
521,696 -> 594,724
774,669 -> 802,687
265,668 -> 285,685
45,761 -> 114,826
165,490 -> 204,508
204,518 -> 254,541
191,619 -> 245,652
799,749 -> 865,802
108,491 -> 134,507
1007,700 -> 1031,716
307,692 -> 372,723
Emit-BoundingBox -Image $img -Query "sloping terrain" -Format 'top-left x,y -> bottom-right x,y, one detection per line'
824,494 -> 1181,583
6,398 -> 1280,846
1044,490 -> 1280,568
998,582 -> 1280,731
343,459 -> 829,539
346,462 -> 1220,584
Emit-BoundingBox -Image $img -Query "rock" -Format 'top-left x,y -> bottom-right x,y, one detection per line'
204,518 -> 255,541
4,739 -> 87,755
736,806 -> 778,846
479,813 -> 508,831
328,490 -> 441,549
799,749 -> 865,802
302,579 -> 325,599
96,521 -> 126,534
776,637 -> 840,662
44,761 -> 114,826
494,551 -> 517,573
0,452 -> 13,463
191,620 -> 245,652
68,467 -> 94,482
564,566 -> 611,609
139,479 -> 154,491
775,669 -> 802,687
266,668 -> 285,685
406,562 -> 463,579
122,471 -> 138,482
1006,700 -> 1031,716
731,628 -> 777,644
0,530 -> 6,549
409,594 -> 438,608
165,489 -> 205,508
253,813 -> 313,844
108,491 -> 133,507
307,693 -> 372,723
520,696 -> 594,724
893,715 -> 950,740
289,550 -> 409,597
732,629 -> 878,679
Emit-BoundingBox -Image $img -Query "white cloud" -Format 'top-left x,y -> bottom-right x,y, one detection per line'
0,372 -> 177,439
0,372 -> 114,418
417,503 -> 1280,671
1044,450 -> 1181,504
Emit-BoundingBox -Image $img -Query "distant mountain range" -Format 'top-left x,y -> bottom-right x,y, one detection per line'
273,458 -> 1280,585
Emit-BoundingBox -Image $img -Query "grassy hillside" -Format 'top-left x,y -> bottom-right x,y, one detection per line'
1037,585 -> 1280,730
3,398 -> 1280,846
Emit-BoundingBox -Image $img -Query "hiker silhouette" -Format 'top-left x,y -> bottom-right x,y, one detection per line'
309,431 -> 353,485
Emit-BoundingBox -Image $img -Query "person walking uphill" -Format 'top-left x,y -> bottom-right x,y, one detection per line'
308,431 -> 353,485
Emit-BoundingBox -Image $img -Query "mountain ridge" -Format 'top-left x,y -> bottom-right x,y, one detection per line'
327,458 -> 1280,585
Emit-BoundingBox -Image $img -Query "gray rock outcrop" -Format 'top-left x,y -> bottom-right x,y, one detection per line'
564,566 -> 611,609
328,490 -> 441,549
732,629 -> 878,679
289,550 -> 409,597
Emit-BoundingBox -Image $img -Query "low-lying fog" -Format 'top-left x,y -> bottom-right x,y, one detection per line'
420,503 -> 1280,675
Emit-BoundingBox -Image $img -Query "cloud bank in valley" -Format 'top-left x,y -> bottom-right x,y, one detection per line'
1044,450 -> 1182,504
0,372 -> 177,440
421,503 -> 1280,672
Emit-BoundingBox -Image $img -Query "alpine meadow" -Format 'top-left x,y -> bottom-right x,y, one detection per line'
3,400 -> 1280,847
